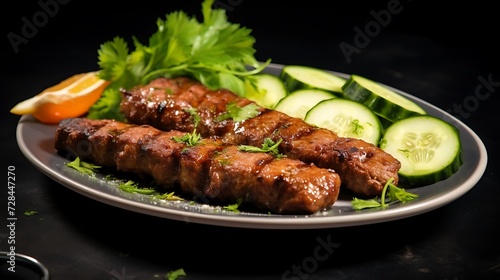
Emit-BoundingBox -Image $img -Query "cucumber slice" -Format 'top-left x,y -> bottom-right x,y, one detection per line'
274,89 -> 337,119
342,74 -> 426,122
280,65 -> 347,95
244,73 -> 287,109
304,98 -> 383,145
380,115 -> 463,186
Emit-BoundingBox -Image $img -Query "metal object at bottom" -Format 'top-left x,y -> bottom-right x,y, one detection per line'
0,251 -> 50,280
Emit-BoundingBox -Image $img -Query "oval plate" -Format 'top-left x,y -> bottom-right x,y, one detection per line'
15,63 -> 488,229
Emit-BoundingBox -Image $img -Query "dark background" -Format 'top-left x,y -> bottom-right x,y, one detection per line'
2,1 -> 499,279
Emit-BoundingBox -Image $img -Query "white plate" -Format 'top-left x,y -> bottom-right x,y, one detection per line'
15,64 -> 488,229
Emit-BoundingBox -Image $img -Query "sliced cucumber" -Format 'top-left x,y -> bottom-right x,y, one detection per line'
342,74 -> 426,122
304,98 -> 383,145
274,89 -> 337,119
280,65 -> 347,95
380,115 -> 463,186
244,73 -> 287,109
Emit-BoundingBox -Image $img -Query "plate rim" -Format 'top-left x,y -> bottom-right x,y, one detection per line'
15,63 -> 488,229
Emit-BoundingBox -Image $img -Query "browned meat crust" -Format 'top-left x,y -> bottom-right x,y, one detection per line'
120,77 -> 401,197
54,118 -> 341,214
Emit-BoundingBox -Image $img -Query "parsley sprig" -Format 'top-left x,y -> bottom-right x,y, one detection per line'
238,138 -> 285,158
67,158 -> 183,201
351,178 -> 419,210
172,131 -> 202,146
88,0 -> 270,120
171,107 -> 202,146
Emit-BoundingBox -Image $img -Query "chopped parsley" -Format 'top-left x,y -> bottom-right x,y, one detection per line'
66,157 -> 101,175
350,119 -> 364,136
24,210 -> 39,217
172,130 -> 202,146
223,198 -> 243,212
118,180 -> 183,200
166,268 -> 186,280
171,107 -> 203,146
238,138 -> 285,158
119,180 -> 157,195
66,158 -> 182,201
184,107 -> 201,127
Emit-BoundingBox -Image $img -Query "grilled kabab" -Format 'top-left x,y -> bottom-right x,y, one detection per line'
120,77 -> 401,197
54,118 -> 341,214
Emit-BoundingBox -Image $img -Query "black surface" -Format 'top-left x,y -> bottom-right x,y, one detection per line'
2,1 -> 499,279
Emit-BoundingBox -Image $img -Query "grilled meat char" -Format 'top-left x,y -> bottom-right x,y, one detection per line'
54,118 -> 341,214
120,77 -> 401,197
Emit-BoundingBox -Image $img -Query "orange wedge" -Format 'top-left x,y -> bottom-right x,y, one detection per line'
10,71 -> 110,124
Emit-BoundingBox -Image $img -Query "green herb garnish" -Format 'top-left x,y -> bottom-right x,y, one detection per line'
238,138 -> 284,158
185,107 -> 201,127
88,0 -> 270,120
172,130 -> 202,146
351,178 -> 419,210
167,268 -> 186,280
119,180 -> 157,195
223,198 -> 243,212
66,157 -> 101,175
171,107 -> 203,146
217,102 -> 261,122
24,210 -> 39,217
351,119 -> 364,136
154,191 -> 183,201
118,180 -> 183,200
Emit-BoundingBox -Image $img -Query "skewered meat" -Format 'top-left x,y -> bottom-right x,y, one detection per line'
120,76 -> 401,197
54,118 -> 341,214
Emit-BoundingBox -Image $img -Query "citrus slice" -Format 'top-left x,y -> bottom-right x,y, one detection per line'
10,71 -> 110,124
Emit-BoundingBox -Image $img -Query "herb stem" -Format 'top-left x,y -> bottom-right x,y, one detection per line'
380,177 -> 394,208
142,64 -> 190,83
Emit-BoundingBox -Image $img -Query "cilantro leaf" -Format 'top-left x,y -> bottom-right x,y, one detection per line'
172,130 -> 202,146
171,108 -> 202,146
87,83 -> 126,121
238,138 -> 285,158
96,37 -> 130,82
217,102 -> 261,122
88,0 -> 270,120
351,178 -> 419,210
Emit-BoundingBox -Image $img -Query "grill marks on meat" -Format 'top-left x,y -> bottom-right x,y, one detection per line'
120,77 -> 401,197
54,118 -> 341,214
